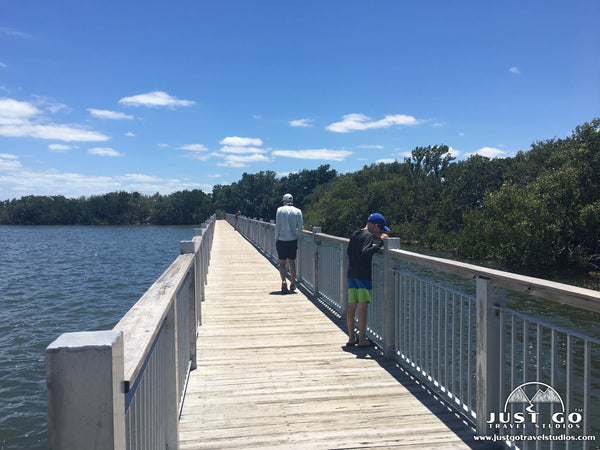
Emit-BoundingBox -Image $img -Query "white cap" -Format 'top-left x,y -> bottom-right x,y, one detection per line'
282,193 -> 293,203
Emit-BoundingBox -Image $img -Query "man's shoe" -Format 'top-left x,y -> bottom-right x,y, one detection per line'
290,284 -> 296,292
281,283 -> 288,294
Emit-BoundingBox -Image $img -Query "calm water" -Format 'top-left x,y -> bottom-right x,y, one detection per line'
0,225 -> 196,449
1,226 -> 598,448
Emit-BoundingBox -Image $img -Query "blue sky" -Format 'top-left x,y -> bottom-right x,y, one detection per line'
1,1 -> 599,200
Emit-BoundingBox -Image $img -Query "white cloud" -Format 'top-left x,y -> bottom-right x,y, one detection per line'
88,109 -> 134,120
32,96 -> 69,114
125,132 -> 136,137
0,122 -> 110,141
180,144 -> 210,160
0,97 -> 109,141
0,158 -> 212,199
184,153 -> 210,161
114,174 -> 211,195
179,144 -> 208,152
0,153 -> 23,171
88,147 -> 123,157
219,136 -> 263,147
271,149 -> 352,161
357,144 -> 384,149
216,153 -> 272,167
118,91 -> 195,108
121,173 -> 163,183
49,144 -> 77,152
289,118 -> 314,127
219,146 -> 266,154
277,171 -> 296,177
0,62 -> 7,69
469,147 -> 507,158
449,146 -> 460,158
326,113 -> 420,133
0,27 -> 32,39
0,98 -> 41,124
509,66 -> 521,74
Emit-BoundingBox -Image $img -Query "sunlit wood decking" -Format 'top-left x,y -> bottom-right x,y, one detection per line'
178,220 -> 485,449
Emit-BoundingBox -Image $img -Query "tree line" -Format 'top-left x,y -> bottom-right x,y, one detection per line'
302,120 -> 599,272
212,119 -> 600,272
0,190 -> 213,226
1,119 -> 598,272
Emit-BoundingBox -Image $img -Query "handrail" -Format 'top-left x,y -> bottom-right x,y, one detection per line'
228,213 -> 600,447
45,215 -> 216,449
116,252 -> 194,385
390,248 -> 600,313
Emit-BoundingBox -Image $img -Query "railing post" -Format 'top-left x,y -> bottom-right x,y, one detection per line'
46,330 -> 126,450
340,242 -> 349,319
383,238 -> 401,358
195,227 -> 207,310
476,276 -> 505,436
164,303 -> 179,448
312,227 -> 322,298
200,223 -> 209,268
181,240 -> 198,370
270,220 -> 276,262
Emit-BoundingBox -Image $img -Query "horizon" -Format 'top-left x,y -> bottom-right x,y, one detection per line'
1,1 -> 599,201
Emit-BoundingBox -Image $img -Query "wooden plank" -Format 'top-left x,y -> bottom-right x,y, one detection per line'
179,220 -> 486,449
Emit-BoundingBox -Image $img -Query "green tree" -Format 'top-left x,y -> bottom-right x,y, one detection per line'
277,165 -> 338,210
459,119 -> 600,268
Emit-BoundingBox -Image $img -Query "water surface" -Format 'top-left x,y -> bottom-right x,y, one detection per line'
0,225 -> 195,449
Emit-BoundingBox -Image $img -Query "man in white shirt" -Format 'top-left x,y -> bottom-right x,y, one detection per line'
275,193 -> 303,294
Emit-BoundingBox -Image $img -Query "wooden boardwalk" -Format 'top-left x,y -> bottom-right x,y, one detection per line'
179,220 -> 485,449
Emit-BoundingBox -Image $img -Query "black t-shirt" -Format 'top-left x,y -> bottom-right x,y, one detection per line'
347,228 -> 383,281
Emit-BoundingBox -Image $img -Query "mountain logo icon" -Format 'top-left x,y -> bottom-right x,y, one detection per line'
504,382 -> 564,412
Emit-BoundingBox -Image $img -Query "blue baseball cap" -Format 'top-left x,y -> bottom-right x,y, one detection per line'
367,213 -> 390,232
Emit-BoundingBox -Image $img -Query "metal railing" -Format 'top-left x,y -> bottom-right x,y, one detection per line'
228,214 -> 600,449
45,216 -> 215,449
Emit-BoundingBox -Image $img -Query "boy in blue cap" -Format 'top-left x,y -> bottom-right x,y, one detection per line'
346,213 -> 389,347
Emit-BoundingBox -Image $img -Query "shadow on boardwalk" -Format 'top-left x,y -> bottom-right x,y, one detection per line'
293,281 -> 496,450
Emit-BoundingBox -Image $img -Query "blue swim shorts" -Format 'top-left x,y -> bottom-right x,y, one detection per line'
348,278 -> 372,303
